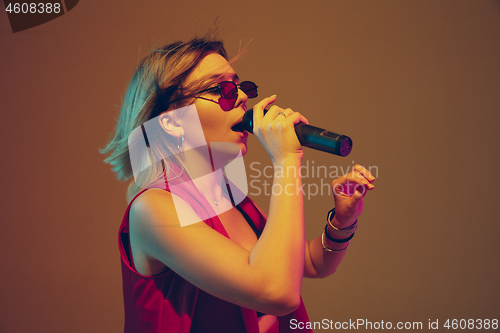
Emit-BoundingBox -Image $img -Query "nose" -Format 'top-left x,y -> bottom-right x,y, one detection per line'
234,87 -> 248,110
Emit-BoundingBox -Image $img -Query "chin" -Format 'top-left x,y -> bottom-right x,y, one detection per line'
235,135 -> 248,156
239,142 -> 248,156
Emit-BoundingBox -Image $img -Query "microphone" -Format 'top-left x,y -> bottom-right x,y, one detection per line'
239,109 -> 353,157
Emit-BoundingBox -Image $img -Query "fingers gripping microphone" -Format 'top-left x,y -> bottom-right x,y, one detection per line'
241,109 -> 353,157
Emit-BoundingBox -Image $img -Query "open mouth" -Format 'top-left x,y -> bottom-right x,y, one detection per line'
231,121 -> 246,133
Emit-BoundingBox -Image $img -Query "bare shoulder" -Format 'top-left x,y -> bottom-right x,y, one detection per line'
128,189 -> 204,275
130,189 -> 199,228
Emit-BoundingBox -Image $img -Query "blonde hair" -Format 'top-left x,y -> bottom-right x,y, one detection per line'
100,36 -> 228,202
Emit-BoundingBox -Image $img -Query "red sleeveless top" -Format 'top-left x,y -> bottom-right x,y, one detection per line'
118,178 -> 312,332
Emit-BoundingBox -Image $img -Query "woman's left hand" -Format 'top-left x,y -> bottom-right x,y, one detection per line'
330,164 -> 376,228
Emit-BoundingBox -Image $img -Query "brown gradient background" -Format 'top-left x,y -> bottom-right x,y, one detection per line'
1,1 -> 499,332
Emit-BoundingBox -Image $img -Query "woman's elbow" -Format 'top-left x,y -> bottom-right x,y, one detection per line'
277,294 -> 301,316
262,288 -> 301,316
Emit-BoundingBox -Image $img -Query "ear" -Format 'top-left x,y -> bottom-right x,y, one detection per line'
158,112 -> 184,138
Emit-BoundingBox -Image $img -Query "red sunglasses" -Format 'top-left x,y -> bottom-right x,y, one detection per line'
196,81 -> 258,111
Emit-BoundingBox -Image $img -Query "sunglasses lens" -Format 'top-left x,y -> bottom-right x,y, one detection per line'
240,81 -> 258,98
214,81 -> 257,110
218,97 -> 236,111
219,82 -> 237,99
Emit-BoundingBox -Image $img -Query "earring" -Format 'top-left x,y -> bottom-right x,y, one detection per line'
178,135 -> 184,151
177,135 -> 185,160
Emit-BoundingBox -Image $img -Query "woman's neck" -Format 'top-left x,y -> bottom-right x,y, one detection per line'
182,146 -> 230,209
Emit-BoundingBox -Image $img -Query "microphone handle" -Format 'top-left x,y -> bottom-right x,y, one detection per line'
242,109 -> 353,157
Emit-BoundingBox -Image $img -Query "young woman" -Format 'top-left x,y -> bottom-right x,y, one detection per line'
101,36 -> 375,333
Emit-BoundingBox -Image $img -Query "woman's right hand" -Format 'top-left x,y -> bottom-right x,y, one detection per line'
252,95 -> 309,165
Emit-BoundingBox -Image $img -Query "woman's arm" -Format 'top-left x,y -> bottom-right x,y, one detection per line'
246,163 -> 376,279
304,165 -> 376,278
303,228 -> 349,279
129,181 -> 300,316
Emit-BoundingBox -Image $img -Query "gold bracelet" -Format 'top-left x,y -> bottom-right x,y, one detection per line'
327,208 -> 357,237
321,231 -> 350,252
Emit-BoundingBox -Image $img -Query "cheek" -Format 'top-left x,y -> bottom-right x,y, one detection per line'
180,104 -> 221,148
196,107 -> 227,136
200,115 -> 220,131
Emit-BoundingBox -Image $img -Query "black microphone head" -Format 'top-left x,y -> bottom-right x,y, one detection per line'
338,136 -> 353,157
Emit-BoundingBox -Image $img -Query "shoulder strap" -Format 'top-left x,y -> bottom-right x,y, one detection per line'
235,204 -> 262,239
